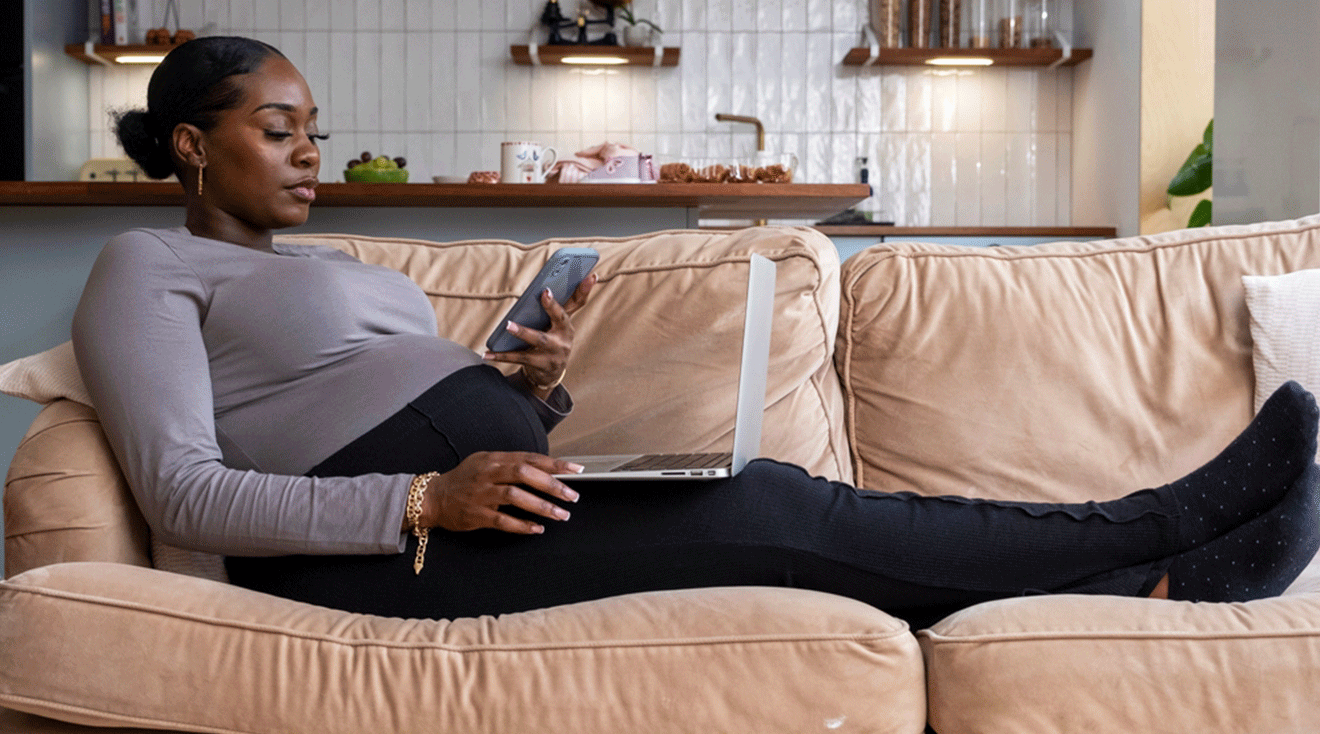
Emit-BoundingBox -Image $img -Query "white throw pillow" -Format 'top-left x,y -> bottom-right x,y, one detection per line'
1244,268 -> 1320,595
1244,269 -> 1320,415
0,340 -> 92,406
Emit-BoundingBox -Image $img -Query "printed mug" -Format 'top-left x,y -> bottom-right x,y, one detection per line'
500,142 -> 558,184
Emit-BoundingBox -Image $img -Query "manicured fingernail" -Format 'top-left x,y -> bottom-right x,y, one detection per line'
543,288 -> 553,298
505,321 -> 518,332
566,462 -> 585,474
532,524 -> 545,534
564,487 -> 580,502
554,508 -> 571,521
482,352 -> 494,360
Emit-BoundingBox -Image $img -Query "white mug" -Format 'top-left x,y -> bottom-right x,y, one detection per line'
500,142 -> 558,184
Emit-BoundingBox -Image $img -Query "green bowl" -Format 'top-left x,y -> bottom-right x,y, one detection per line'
344,167 -> 409,183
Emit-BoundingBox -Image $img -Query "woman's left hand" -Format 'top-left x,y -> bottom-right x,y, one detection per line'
484,273 -> 597,399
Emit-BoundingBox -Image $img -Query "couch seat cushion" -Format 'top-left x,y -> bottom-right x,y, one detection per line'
919,592 -> 1320,733
0,563 -> 926,734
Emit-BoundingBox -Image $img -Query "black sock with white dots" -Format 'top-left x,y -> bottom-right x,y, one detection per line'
1162,381 -> 1319,549
1167,460 -> 1320,602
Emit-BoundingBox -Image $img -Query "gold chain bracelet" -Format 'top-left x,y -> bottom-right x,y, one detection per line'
406,472 -> 440,575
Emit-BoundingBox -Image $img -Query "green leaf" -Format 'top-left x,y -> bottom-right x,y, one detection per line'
1202,119 -> 1214,154
1188,198 -> 1212,228
1168,143 -> 1212,196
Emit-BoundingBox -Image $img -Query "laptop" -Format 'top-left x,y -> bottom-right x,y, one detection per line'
555,254 -> 776,481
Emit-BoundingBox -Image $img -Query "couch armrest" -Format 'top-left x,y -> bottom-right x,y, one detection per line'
1,563 -> 926,734
919,591 -> 1320,733
4,402 -> 149,578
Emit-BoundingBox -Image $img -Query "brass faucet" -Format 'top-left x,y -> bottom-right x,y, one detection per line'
715,113 -> 770,225
715,113 -> 765,152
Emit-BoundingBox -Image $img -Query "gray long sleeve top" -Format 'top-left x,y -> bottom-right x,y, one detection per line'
72,227 -> 569,557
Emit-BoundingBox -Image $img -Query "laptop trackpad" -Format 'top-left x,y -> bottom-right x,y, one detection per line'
558,454 -> 644,475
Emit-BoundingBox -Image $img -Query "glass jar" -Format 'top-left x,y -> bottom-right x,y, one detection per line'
998,0 -> 1024,49
871,0 -> 902,48
938,0 -> 961,47
909,0 -> 932,48
966,0 -> 992,48
1027,0 -> 1056,48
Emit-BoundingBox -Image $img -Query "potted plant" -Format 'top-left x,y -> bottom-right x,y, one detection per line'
1167,119 -> 1213,228
616,2 -> 663,46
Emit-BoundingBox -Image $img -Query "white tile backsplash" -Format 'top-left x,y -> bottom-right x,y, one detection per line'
88,0 -> 1076,225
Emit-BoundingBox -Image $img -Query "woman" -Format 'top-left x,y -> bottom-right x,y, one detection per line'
75,37 -> 1320,628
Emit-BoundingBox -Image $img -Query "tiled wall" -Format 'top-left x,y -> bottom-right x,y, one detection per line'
90,0 -> 1075,226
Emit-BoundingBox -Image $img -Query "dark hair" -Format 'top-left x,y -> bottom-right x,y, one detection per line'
114,36 -> 285,179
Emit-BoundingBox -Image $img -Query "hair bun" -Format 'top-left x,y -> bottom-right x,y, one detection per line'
114,109 -> 175,179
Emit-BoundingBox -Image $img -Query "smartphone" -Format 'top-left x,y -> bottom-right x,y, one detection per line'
486,247 -> 599,353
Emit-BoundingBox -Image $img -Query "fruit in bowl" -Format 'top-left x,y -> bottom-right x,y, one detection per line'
344,151 -> 409,183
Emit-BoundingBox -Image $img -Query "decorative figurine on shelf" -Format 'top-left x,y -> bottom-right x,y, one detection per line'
539,0 -> 621,46
539,0 -> 573,44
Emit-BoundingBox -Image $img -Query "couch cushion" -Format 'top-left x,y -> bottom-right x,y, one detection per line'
918,592 -> 1320,733
3,227 -> 849,580
1245,267 -> 1320,421
279,226 -> 852,482
0,563 -> 925,734
3,402 -> 149,579
0,342 -> 89,407
838,215 -> 1320,502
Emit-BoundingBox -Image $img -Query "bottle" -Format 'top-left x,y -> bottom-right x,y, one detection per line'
909,0 -> 931,49
1027,0 -> 1056,48
871,0 -> 902,48
966,0 -> 992,48
938,0 -> 961,48
998,0 -> 1023,49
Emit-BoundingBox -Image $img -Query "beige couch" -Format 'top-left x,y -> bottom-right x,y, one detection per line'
3,219 -> 1320,733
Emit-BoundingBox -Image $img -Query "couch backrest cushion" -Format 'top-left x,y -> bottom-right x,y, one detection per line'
3,400 -> 150,577
838,215 -> 1320,503
279,226 -> 852,483
4,227 -> 849,577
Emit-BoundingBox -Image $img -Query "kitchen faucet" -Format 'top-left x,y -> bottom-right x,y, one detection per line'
715,113 -> 765,152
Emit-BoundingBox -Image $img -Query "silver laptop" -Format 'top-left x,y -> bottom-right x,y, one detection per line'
555,254 -> 776,481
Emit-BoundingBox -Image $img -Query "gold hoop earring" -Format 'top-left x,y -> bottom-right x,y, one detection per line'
197,165 -> 205,197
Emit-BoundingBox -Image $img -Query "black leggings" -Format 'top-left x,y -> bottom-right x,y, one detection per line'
226,365 -> 1175,628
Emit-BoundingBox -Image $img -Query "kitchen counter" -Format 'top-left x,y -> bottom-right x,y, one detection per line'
0,181 -> 870,221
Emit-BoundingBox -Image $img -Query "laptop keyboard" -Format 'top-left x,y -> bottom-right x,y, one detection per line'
614,452 -> 734,472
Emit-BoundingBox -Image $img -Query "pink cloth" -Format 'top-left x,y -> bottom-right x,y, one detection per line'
548,142 -> 642,183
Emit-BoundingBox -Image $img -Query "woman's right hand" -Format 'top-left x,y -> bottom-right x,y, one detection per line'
421,452 -> 583,534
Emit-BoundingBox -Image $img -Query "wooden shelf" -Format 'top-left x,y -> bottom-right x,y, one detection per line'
510,44 -> 679,67
0,182 -> 867,220
65,42 -> 185,65
841,47 -> 1092,67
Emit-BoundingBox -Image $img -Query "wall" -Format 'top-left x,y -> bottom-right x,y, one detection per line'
1071,0 -> 1140,236
1214,0 -> 1320,225
80,0 -> 1080,227
1138,0 -> 1213,234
